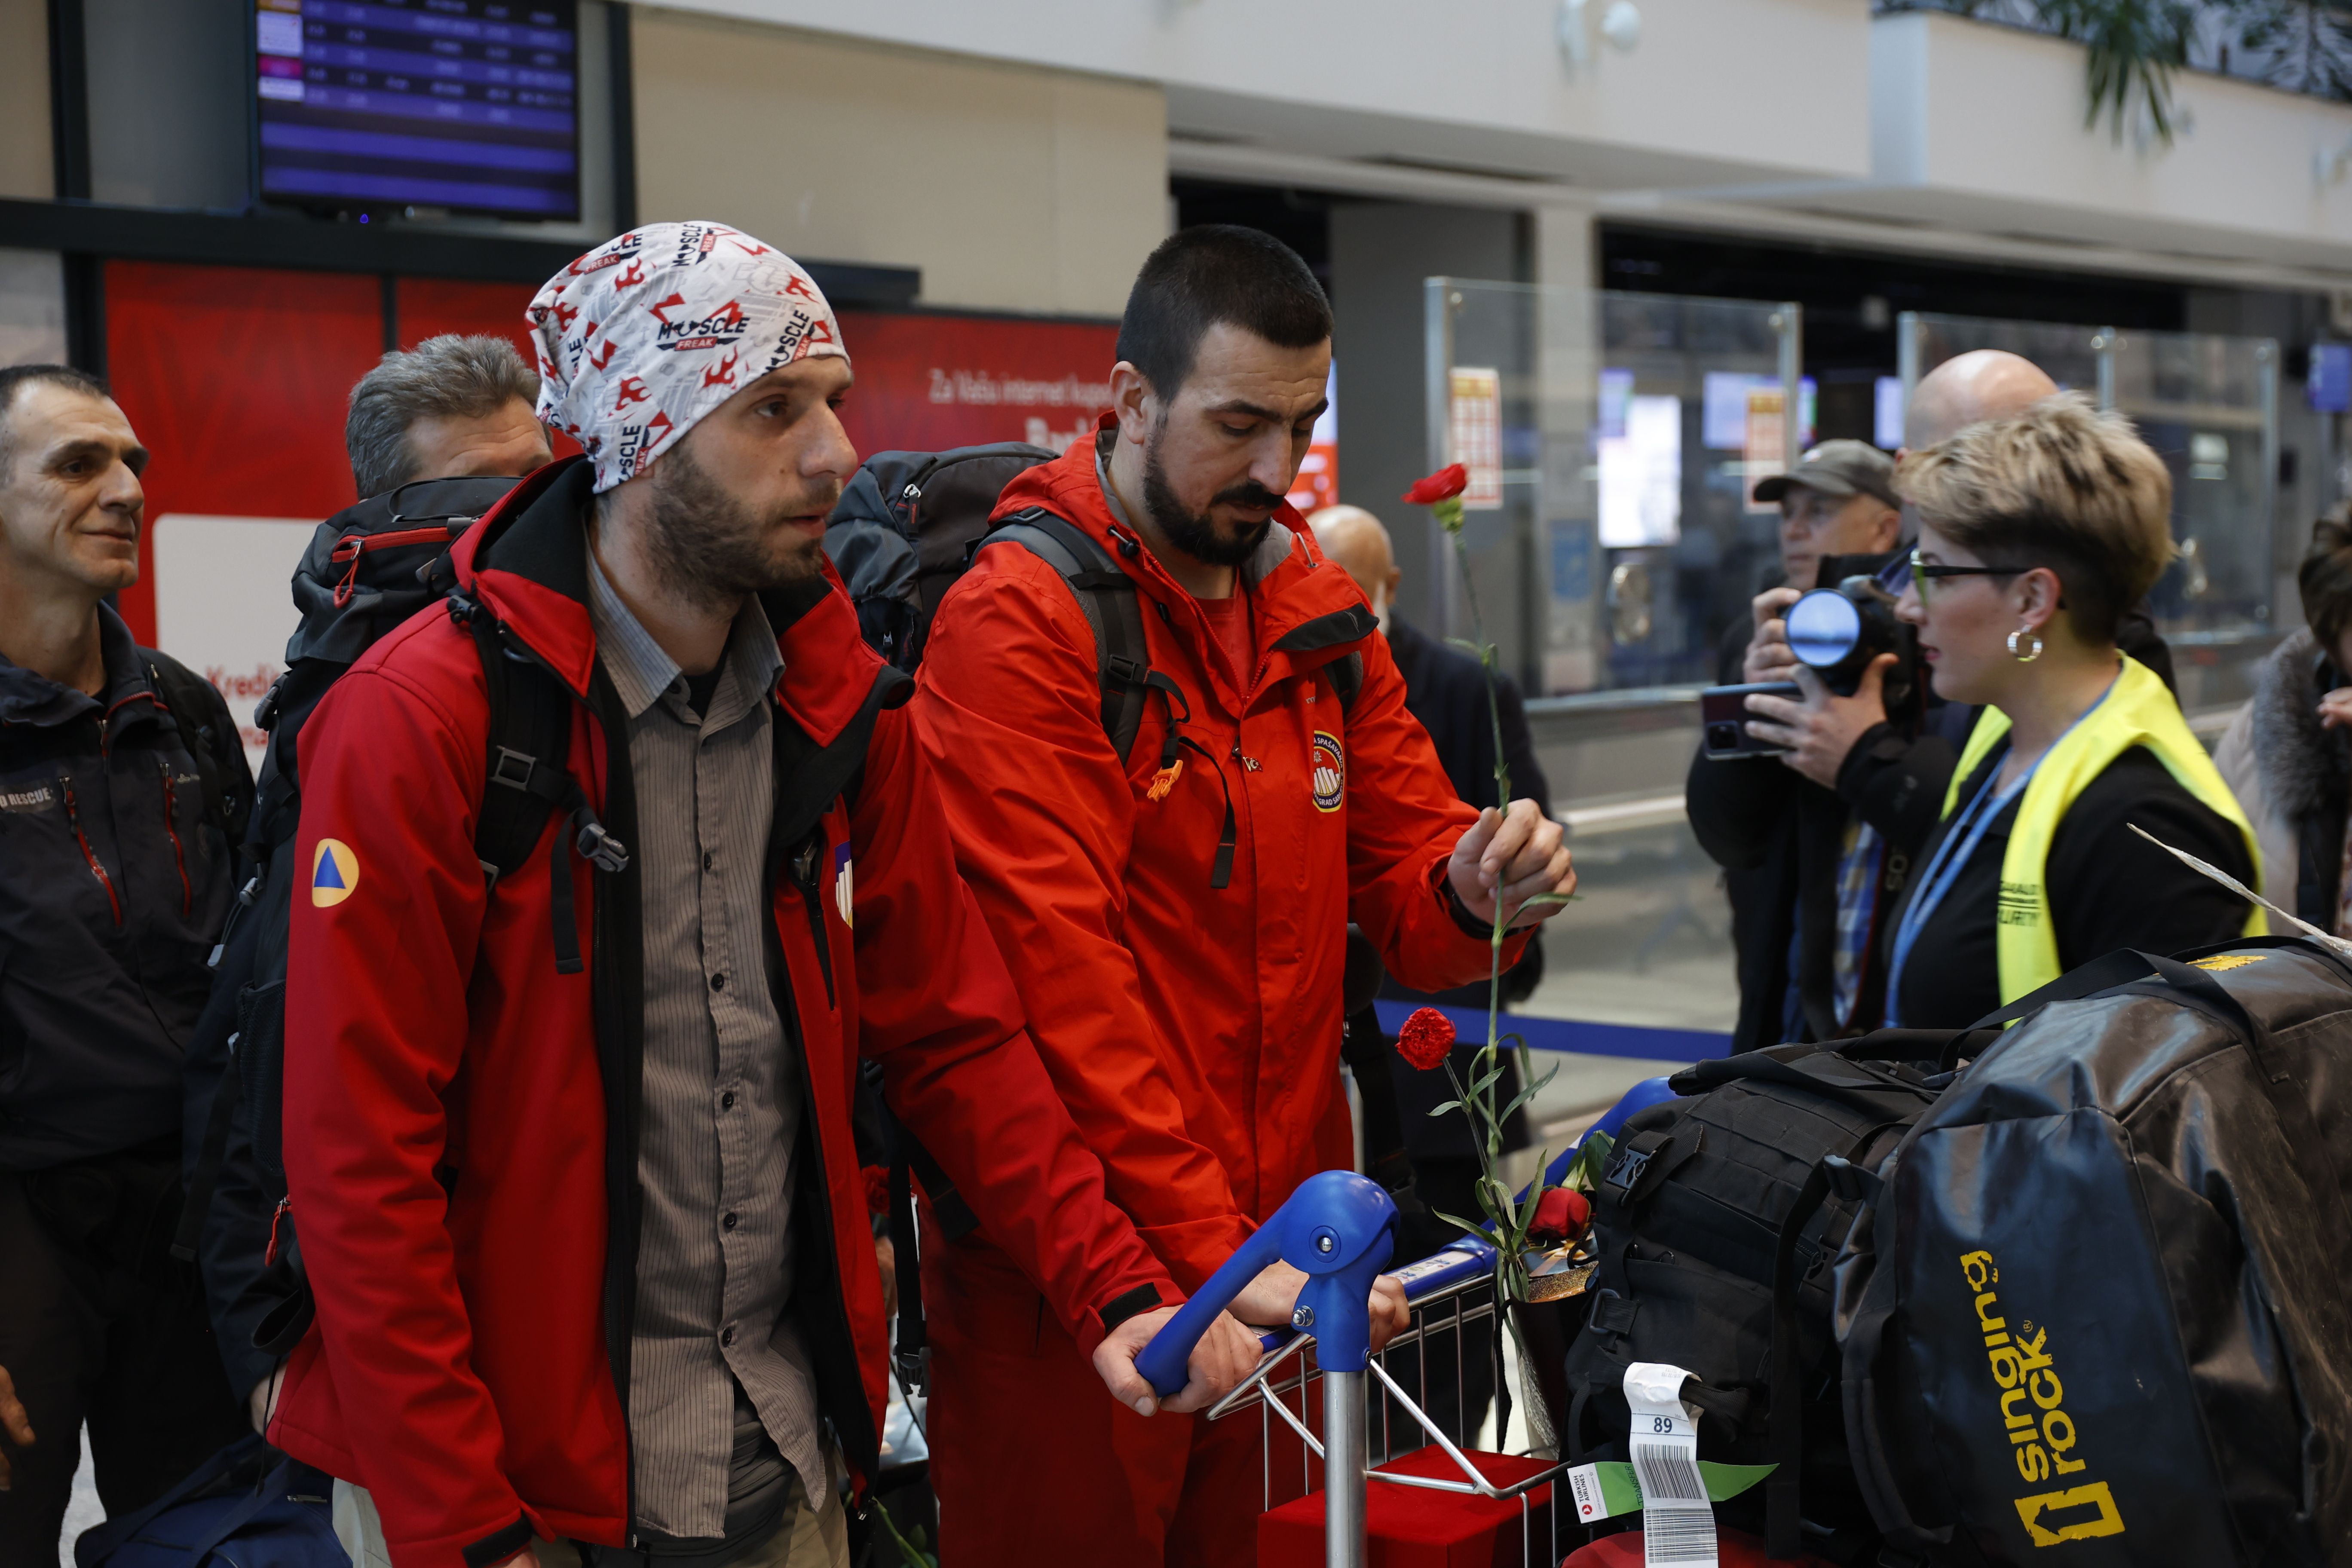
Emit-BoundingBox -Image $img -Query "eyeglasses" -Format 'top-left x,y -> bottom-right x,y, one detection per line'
1909,549 -> 2025,602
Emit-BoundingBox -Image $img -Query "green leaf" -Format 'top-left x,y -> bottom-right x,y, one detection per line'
1517,1154 -> 1551,1231
1516,891 -> 1580,911
1433,1209 -> 1488,1240
1426,1100 -> 1462,1118
1568,1128 -> 1615,1191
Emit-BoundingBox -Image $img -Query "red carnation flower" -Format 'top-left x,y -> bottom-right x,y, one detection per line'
1528,1185 -> 1592,1247
1400,464 -> 1469,506
1396,1007 -> 1457,1072
862,1165 -> 890,1217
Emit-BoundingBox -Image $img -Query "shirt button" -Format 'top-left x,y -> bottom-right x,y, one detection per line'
721,1326 -> 737,1347
710,972 -> 726,992
721,1091 -> 736,1110
723,1212 -> 739,1231
703,851 -> 715,872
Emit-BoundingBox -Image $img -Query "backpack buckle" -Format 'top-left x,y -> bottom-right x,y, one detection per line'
575,817 -> 631,874
490,747 -> 538,792
1604,1144 -> 1653,1192
1105,653 -> 1151,689
894,1343 -> 930,1397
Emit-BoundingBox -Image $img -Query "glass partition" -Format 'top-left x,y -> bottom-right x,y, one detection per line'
1426,281 -> 1801,697
1899,312 -> 2282,668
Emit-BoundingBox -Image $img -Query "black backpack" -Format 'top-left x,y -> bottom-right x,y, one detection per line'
176,474 -> 623,1393
1557,1037 -> 1951,1563
1838,938 -> 2352,1567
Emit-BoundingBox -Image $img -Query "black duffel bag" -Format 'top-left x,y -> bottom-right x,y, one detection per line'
1559,1038 -> 1951,1564
1838,937 -> 2352,1567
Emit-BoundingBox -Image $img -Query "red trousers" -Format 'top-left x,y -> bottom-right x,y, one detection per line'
925,1233 -> 1307,1567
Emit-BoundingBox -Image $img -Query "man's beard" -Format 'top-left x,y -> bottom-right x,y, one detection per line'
639,439 -> 833,612
1142,427 -> 1282,569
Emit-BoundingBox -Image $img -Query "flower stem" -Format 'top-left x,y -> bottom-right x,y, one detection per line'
1444,524 -> 1536,1308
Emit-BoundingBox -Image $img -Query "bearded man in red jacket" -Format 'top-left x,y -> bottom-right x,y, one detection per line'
912,226 -> 1580,1564
268,222 -> 1255,1568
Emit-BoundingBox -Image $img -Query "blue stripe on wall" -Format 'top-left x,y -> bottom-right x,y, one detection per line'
1370,1000 -> 1728,1064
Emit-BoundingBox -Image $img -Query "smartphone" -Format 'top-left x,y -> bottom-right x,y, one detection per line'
1700,682 -> 1800,760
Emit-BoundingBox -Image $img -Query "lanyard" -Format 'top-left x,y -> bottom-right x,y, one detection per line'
1883,753 -> 2028,1026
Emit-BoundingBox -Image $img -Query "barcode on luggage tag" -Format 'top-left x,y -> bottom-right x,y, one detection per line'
1631,1440 -> 1708,1504
1642,1507 -> 1719,1566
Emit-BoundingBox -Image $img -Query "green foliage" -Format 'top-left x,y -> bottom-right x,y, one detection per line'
1566,1128 -> 1615,1194
2228,0 -> 2352,99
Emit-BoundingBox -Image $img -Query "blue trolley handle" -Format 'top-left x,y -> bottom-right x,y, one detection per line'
1134,1170 -> 1398,1398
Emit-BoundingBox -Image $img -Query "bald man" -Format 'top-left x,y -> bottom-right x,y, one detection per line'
1902,348 -> 2060,454
1309,505 -> 1549,830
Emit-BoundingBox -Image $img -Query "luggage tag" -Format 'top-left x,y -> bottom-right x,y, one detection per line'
1624,1361 -> 1718,1568
1559,1458 -> 1774,1526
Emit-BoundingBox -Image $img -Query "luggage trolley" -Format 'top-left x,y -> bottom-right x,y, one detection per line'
1135,1173 -> 1569,1568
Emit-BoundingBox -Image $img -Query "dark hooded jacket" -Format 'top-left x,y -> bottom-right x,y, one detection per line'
0,605 -> 250,1169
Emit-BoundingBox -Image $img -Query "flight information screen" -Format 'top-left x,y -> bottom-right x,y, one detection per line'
254,0 -> 580,220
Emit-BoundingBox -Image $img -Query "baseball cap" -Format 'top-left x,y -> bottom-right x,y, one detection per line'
1752,439 -> 1899,509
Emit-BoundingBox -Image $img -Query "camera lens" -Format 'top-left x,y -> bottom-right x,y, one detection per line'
1706,723 -> 1742,750
1786,589 -> 1863,670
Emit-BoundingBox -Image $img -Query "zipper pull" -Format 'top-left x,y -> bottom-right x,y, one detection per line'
264,1196 -> 292,1267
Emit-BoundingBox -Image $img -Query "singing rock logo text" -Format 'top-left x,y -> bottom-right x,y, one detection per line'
1959,1250 -> 2125,1548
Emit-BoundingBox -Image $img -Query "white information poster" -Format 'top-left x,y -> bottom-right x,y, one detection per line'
151,514 -> 320,773
1743,388 -> 1786,512
1448,367 -> 1504,511
1598,394 -> 1682,548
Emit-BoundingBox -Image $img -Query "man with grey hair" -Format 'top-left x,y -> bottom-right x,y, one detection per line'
344,334 -> 552,501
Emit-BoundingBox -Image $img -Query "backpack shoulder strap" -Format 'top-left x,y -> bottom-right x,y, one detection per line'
450,596 -> 628,976
1327,651 -> 1364,715
981,508 -> 1157,764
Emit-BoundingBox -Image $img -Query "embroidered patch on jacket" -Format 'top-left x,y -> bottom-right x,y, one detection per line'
311,838 -> 360,908
833,840 -> 854,928
0,784 -> 55,814
1311,730 -> 1345,813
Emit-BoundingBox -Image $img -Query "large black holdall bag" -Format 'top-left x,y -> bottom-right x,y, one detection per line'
1837,937 -> 2352,1567
1559,1038 -> 1950,1563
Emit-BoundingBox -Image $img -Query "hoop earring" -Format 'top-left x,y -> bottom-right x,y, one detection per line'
2008,627 -> 2043,663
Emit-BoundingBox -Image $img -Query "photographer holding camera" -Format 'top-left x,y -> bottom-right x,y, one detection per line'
1685,441 -> 1903,1052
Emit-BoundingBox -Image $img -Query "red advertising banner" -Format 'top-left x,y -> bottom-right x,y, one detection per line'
105,260 -> 383,647
834,309 -> 1118,458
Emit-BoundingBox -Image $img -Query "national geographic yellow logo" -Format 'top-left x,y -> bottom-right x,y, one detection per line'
310,838 -> 360,908
1960,1250 -> 2126,1548
2189,953 -> 2266,972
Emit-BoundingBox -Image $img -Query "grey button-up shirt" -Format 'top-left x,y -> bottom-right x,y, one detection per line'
585,552 -> 824,1540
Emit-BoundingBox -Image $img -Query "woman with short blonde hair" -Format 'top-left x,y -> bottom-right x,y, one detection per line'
1880,394 -> 2260,1027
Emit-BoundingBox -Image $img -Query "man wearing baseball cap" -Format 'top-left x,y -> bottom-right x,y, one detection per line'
1686,440 -> 1903,1050
1748,439 -> 1902,605
266,222 -> 1256,1568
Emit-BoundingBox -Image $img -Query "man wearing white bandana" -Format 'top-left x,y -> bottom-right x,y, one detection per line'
269,223 -> 1256,1568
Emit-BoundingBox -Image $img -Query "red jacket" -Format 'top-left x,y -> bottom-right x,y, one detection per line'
912,430 -> 1527,1292
270,457 -> 1177,1568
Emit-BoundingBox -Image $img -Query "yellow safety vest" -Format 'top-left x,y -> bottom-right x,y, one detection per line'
1940,654 -> 2262,1006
